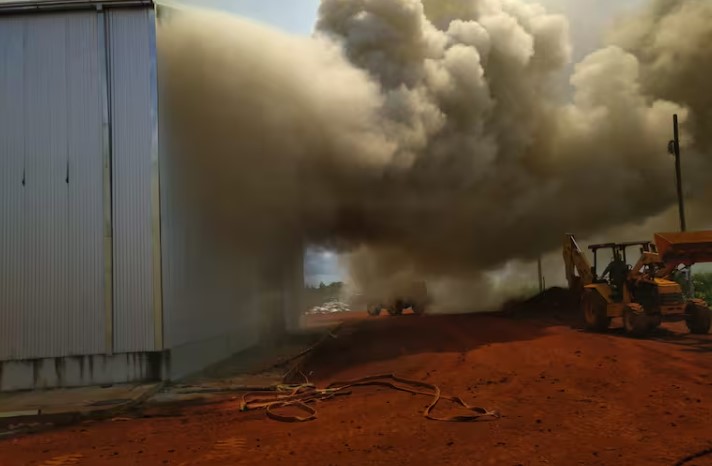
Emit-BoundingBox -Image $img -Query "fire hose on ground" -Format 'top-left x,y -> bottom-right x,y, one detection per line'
239,373 -> 500,423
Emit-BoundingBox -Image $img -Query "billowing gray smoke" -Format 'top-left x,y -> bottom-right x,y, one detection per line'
611,0 -> 712,201
157,0 -> 712,312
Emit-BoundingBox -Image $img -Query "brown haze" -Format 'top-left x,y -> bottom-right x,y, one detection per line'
157,0 -> 712,312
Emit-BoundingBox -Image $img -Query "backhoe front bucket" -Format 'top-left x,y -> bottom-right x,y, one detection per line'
654,231 -> 712,266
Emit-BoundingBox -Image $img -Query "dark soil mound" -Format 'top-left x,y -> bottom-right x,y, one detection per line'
501,287 -> 580,323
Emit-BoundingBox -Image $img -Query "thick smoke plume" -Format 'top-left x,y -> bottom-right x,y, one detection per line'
158,0 -> 712,312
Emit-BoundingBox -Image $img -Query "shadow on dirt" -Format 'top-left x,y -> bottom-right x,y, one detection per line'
652,331 -> 712,353
300,287 -> 712,381
560,306 -> 712,353
602,325 -> 712,354
499,287 -> 581,325
298,288 -> 581,382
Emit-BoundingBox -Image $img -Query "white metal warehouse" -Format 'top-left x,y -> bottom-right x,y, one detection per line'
0,0 -> 304,391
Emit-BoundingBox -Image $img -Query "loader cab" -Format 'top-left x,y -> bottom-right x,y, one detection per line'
588,241 -> 654,283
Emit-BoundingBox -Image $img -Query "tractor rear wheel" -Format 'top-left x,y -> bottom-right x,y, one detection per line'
581,290 -> 610,332
685,300 -> 712,334
623,303 -> 649,338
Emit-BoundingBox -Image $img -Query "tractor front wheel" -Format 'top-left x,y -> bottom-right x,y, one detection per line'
685,301 -> 712,335
581,290 -> 610,332
623,304 -> 649,338
367,305 -> 382,317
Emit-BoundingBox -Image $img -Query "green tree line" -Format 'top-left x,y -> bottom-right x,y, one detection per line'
304,282 -> 345,309
694,272 -> 712,303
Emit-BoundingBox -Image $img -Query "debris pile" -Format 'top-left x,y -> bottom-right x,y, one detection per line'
306,300 -> 351,315
500,287 -> 580,321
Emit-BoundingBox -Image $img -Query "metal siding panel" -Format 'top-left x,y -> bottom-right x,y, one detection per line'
158,136 -> 240,349
156,16 -> 259,352
23,15 -> 70,359
0,12 -> 105,361
98,9 -> 114,355
158,138 -> 183,350
148,8 -> 163,350
158,160 -> 261,351
0,18 -> 26,360
109,8 -> 156,352
66,13 -> 105,356
162,218 -> 255,350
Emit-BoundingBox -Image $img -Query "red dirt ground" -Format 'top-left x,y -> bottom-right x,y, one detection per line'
1,307 -> 712,466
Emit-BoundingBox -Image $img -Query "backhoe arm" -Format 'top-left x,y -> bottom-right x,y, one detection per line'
563,234 -> 594,292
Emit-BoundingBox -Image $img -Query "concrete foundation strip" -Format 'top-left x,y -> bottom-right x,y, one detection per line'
170,323 -> 346,396
240,374 -> 500,423
0,382 -> 165,439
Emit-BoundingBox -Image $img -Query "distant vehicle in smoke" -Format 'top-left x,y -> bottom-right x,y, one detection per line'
367,281 -> 430,317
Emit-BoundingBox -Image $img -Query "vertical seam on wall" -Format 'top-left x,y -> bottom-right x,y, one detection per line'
20,19 -> 29,359
98,5 -> 114,356
64,15 -> 72,356
148,6 -> 164,351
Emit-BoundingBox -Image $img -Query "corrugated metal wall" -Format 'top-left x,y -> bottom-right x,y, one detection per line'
153,33 -> 263,352
156,4 -> 304,357
157,97 -> 262,351
159,187 -> 261,350
0,6 -> 159,361
159,184 -> 304,354
0,17 -> 26,360
0,12 -> 106,360
108,8 -> 158,353
1,3 -> 302,369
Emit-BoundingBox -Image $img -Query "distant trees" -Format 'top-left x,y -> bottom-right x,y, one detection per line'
304,282 -> 345,309
693,272 -> 712,303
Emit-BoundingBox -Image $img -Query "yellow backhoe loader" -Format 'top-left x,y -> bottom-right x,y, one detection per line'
563,231 -> 712,337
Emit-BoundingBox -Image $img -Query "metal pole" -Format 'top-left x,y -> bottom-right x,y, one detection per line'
670,115 -> 694,297
537,256 -> 544,293
672,114 -> 687,232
